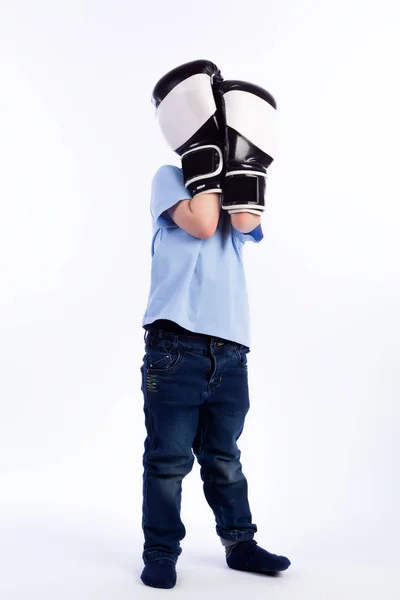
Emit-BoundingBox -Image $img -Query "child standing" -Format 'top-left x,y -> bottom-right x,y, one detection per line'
140,60 -> 290,589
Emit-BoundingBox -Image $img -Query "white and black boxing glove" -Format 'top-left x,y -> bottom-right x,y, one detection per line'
152,59 -> 225,197
216,80 -> 277,215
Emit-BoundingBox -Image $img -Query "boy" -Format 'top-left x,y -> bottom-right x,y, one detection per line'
140,60 -> 291,589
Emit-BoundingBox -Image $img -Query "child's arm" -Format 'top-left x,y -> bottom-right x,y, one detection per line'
168,192 -> 221,239
230,212 -> 261,234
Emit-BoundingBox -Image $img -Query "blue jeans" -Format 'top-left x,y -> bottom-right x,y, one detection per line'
140,326 -> 257,565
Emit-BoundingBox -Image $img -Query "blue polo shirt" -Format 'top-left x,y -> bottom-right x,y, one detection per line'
141,165 -> 263,348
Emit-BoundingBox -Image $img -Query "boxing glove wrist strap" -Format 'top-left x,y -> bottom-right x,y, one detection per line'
181,145 -> 223,190
221,172 -> 266,213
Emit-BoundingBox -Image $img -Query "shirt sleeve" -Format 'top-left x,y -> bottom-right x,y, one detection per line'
232,223 -> 264,247
150,165 -> 191,229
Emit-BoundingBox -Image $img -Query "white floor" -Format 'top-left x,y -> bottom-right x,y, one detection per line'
1,511 -> 398,600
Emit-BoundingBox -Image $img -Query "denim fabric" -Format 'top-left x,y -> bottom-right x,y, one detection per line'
140,326 -> 257,565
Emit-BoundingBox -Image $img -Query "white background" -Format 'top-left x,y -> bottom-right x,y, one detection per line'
0,0 -> 399,597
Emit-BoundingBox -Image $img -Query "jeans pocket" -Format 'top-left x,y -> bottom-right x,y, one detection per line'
144,345 -> 182,373
234,346 -> 248,369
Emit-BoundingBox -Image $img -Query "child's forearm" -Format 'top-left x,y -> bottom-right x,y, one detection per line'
187,193 -> 262,236
189,192 -> 221,236
230,212 -> 261,233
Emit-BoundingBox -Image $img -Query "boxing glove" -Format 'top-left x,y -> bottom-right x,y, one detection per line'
216,80 -> 277,215
152,59 -> 225,197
